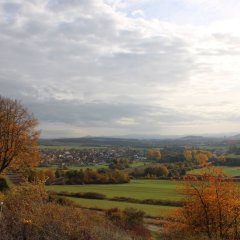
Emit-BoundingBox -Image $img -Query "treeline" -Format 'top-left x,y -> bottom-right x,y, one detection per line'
130,162 -> 189,179
54,168 -> 130,184
216,157 -> 240,167
228,145 -> 240,155
25,167 -> 130,185
147,147 -> 214,166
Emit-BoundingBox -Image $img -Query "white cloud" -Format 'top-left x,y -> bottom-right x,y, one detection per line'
0,0 -> 240,137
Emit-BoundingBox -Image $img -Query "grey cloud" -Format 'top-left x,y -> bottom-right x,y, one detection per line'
0,0 -> 239,137
3,2 -> 21,14
26,98 -> 203,131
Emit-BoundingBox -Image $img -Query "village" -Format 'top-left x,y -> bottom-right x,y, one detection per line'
39,147 -> 146,167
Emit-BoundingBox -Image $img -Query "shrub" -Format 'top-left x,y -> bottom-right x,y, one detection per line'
0,183 -> 134,240
82,192 -> 106,199
0,177 -> 8,191
105,208 -> 150,240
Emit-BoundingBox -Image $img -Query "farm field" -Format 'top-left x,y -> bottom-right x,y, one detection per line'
37,164 -> 109,171
225,154 -> 240,159
67,197 -> 178,217
188,166 -> 240,176
46,179 -> 183,202
38,161 -> 149,172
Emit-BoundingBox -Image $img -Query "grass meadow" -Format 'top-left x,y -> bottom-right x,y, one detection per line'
38,161 -> 150,172
67,197 -> 178,217
46,179 -> 183,202
188,166 -> 240,176
46,179 -> 182,217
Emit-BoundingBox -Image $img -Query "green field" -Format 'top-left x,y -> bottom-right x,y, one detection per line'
46,180 -> 182,202
46,179 -> 181,217
37,164 -> 109,171
188,167 -> 240,177
225,154 -> 240,159
67,197 -> 177,217
38,161 -> 149,172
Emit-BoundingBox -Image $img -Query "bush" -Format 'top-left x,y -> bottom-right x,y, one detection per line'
82,192 -> 106,199
105,208 -> 150,240
0,183 -> 135,240
53,191 -> 107,200
0,177 -> 8,191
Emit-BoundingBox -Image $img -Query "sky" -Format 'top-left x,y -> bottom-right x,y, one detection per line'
1,0 -> 240,138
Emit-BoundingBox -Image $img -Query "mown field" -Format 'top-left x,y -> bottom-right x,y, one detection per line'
46,179 -> 182,201
37,164 -> 109,171
38,161 -> 150,171
188,166 -> 240,176
46,179 -> 182,217
67,197 -> 177,217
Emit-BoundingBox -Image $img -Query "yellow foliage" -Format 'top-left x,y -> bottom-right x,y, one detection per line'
164,167 -> 240,239
147,149 -> 161,160
0,96 -> 40,174
184,150 -> 193,161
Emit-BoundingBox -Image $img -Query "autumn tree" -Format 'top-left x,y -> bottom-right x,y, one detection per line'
164,168 -> 240,240
183,150 -> 213,166
0,96 -> 40,174
147,148 -> 161,161
183,150 -> 193,161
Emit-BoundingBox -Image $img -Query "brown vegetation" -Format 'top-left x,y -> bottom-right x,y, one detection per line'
0,183 -> 148,240
105,208 -> 151,240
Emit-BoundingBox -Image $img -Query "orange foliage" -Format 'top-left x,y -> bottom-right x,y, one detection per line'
164,167 -> 240,240
147,149 -> 161,161
0,183 -> 132,240
0,96 -> 40,174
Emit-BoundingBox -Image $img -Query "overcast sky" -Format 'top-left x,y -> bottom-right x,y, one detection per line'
1,0 -> 240,138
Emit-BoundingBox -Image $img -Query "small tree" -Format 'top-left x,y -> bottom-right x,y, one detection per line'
0,96 -> 40,174
147,149 -> 161,161
164,168 -> 240,240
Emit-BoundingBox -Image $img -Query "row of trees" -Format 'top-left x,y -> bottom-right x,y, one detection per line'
24,168 -> 130,185
147,147 -> 214,166
130,162 -> 188,179
183,150 -> 213,166
57,168 -> 130,184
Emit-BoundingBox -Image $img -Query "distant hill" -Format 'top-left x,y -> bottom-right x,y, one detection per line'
178,135 -> 206,141
39,135 -> 225,148
228,134 -> 240,140
39,137 -> 161,148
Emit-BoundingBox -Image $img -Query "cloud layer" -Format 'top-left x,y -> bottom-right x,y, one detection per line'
0,0 -> 240,137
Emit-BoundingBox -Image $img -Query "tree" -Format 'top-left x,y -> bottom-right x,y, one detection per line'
0,96 -> 40,174
183,150 -> 192,161
147,149 -> 161,161
164,168 -> 240,240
